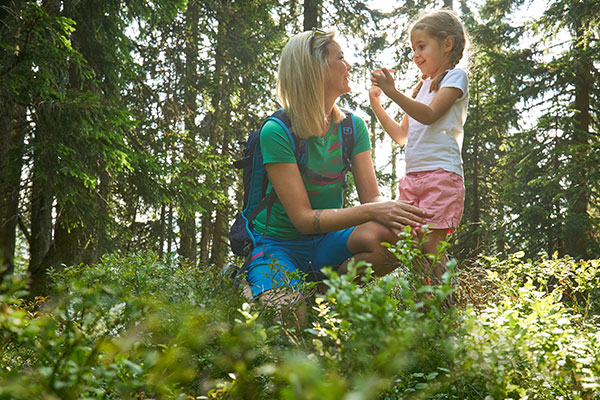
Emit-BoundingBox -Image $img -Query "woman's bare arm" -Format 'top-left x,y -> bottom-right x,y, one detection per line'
265,150 -> 432,235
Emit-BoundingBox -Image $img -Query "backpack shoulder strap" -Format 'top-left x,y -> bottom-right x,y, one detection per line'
266,110 -> 320,181
266,109 -> 305,163
338,108 -> 356,167
338,108 -> 356,188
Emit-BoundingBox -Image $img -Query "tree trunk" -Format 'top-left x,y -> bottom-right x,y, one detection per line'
199,210 -> 211,264
209,114 -> 233,270
28,109 -> 56,296
167,203 -> 173,254
198,2 -> 227,267
210,208 -> 226,268
23,0 -> 67,295
158,204 -> 165,257
178,0 -> 200,265
565,17 -> 591,258
42,0 -> 89,276
0,104 -> 25,276
470,72 -> 480,227
0,0 -> 24,276
303,0 -> 322,31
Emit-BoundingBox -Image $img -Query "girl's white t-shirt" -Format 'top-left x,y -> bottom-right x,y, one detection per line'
405,68 -> 469,177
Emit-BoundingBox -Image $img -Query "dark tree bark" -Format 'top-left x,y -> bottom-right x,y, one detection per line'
28,109 -> 56,296
303,0 -> 322,31
469,72 -> 480,227
565,15 -> 591,257
0,0 -> 24,276
28,0 -> 62,294
178,0 -> 200,265
0,105 -> 25,277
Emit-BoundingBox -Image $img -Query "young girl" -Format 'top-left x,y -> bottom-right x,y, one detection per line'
370,10 -> 469,283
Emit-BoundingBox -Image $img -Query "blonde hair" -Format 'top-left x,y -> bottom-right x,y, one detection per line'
276,29 -> 344,139
410,9 -> 468,98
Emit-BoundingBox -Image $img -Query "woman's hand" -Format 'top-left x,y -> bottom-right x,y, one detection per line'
352,151 -> 430,235
367,199 -> 433,236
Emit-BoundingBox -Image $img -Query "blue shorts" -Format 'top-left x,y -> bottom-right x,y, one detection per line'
245,228 -> 356,297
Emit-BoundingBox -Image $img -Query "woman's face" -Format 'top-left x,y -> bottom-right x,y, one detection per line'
324,40 -> 352,97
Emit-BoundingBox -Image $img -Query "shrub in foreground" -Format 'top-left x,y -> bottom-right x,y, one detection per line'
0,245 -> 598,399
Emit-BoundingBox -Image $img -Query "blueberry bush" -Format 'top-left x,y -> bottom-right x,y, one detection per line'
1,238 -> 599,399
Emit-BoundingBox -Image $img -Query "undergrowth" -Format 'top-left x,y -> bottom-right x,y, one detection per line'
1,234 -> 599,399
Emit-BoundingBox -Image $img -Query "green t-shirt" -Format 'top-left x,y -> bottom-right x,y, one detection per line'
253,113 -> 371,240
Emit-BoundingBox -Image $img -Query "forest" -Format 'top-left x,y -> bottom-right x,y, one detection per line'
0,0 -> 599,399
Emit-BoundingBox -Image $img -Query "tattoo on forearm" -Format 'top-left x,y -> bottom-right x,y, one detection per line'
313,210 -> 323,233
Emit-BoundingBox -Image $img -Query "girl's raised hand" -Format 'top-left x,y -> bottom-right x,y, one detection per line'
371,68 -> 396,96
368,86 -> 382,106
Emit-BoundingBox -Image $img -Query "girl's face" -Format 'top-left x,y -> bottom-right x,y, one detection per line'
324,40 -> 352,97
410,29 -> 452,78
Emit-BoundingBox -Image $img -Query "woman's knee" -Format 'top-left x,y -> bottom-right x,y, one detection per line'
348,221 -> 397,254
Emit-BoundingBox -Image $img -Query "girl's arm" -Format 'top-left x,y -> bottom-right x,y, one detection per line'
265,152 -> 431,235
373,69 -> 462,126
368,86 -> 408,145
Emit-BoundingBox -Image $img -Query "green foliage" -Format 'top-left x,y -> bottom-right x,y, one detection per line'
0,2 -> 82,101
4,236 -> 598,398
0,251 -> 247,399
459,252 -> 600,398
460,285 -> 600,399
482,251 -> 600,320
456,0 -> 600,261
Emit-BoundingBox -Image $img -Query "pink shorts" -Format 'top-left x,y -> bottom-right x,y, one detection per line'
398,169 -> 465,233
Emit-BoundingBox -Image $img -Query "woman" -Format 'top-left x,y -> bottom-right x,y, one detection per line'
246,29 -> 432,323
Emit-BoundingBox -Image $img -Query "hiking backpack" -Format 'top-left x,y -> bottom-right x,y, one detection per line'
229,108 -> 356,258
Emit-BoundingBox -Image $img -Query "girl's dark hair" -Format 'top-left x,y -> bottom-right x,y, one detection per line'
410,10 -> 468,98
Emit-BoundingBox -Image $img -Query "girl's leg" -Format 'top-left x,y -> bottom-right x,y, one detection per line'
421,228 -> 449,283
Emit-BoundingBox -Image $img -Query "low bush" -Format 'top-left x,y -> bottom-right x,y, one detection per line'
0,240 -> 598,399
